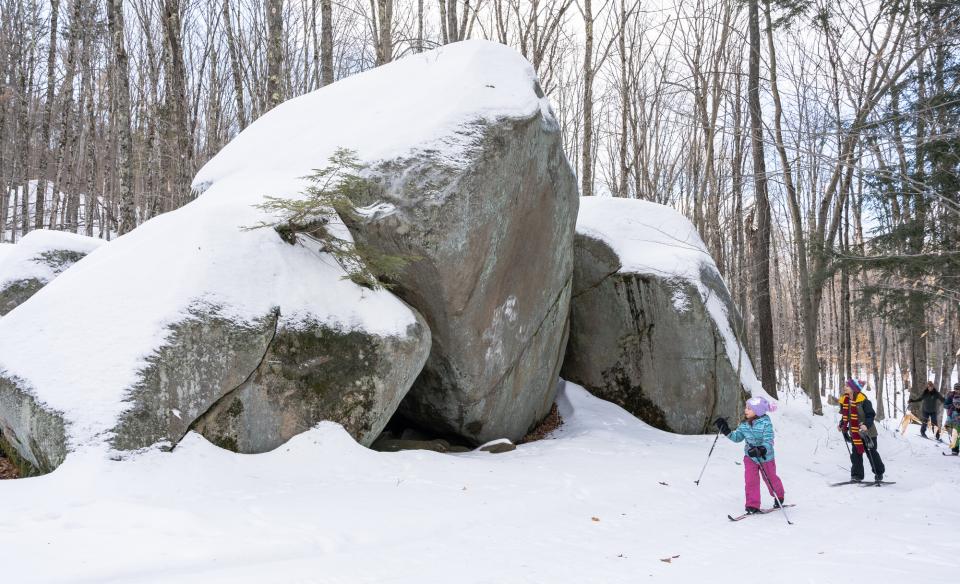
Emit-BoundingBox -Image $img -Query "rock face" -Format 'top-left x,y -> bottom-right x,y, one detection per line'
0,230 -> 103,316
349,113 -> 577,445
193,315 -> 430,453
0,297 -> 428,474
561,198 -> 760,434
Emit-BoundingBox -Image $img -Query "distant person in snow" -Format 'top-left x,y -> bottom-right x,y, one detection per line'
908,381 -> 944,440
714,396 -> 786,515
838,379 -> 886,482
945,383 -> 960,456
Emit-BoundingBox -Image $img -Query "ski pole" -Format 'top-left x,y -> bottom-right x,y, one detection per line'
862,433 -> 880,479
694,432 -> 722,486
751,453 -> 793,526
839,426 -> 853,472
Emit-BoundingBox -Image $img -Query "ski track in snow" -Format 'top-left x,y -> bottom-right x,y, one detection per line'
1,382 -> 957,583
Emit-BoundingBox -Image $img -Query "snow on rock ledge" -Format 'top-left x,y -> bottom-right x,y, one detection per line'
561,197 -> 765,434
0,230 -> 103,316
194,40 -> 578,445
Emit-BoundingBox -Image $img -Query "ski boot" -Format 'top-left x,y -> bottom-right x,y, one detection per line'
744,507 -> 762,515
773,497 -> 786,508
874,473 -> 883,482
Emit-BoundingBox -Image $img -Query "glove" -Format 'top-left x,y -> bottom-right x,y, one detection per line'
714,417 -> 731,436
746,445 -> 767,459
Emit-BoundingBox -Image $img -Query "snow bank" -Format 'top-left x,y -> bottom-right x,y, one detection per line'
2,381 -> 956,583
576,197 -> 766,398
0,229 -> 103,291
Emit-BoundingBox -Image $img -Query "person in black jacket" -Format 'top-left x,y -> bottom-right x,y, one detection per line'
909,381 -> 945,439
839,379 -> 886,482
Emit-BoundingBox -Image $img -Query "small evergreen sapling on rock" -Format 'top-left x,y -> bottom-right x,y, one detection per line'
249,148 -> 411,289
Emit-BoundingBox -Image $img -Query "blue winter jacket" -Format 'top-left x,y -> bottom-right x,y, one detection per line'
727,415 -> 775,463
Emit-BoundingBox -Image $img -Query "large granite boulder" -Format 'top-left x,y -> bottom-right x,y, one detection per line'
561,198 -> 763,434
348,97 -> 576,446
194,40 -> 578,445
0,230 -> 103,316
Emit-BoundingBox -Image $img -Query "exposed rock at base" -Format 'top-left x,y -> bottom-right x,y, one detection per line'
348,112 -> 578,446
193,313 -> 430,451
479,440 -> 517,454
0,376 -> 67,473
370,435 -> 471,454
562,199 -> 757,434
0,302 -> 430,473
0,230 -> 103,316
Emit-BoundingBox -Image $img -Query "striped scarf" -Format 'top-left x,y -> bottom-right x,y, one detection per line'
840,393 -> 865,454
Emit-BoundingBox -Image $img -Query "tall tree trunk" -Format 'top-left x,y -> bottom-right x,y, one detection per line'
223,0 -> 247,129
321,0 -> 333,85
162,0 -> 191,208
748,0 -> 777,397
47,0 -> 82,230
266,0 -> 284,109
35,0 -> 60,230
373,0 -> 393,65
109,0 -> 136,235
581,0 -> 594,198
16,31 -> 32,240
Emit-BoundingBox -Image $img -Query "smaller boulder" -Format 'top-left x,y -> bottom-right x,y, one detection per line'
562,198 -> 763,434
0,230 -> 103,315
478,439 -> 517,454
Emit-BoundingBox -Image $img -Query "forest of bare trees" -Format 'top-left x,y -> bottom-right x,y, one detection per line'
0,0 -> 957,416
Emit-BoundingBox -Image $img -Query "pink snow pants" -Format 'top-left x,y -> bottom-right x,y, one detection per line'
743,456 -> 785,508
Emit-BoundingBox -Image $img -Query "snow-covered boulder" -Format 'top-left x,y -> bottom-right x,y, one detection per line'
0,230 -> 103,316
0,152 -> 430,474
561,198 -> 762,434
195,40 -> 578,445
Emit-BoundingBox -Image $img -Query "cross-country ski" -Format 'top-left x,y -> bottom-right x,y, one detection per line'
728,504 -> 797,522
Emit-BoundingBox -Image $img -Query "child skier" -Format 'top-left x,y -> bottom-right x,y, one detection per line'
838,379 -> 886,481
714,396 -> 786,514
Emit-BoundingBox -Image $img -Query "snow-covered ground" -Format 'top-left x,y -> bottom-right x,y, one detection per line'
2,381 -> 956,583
